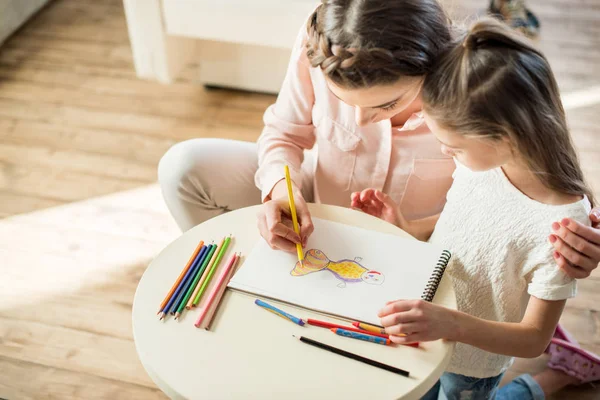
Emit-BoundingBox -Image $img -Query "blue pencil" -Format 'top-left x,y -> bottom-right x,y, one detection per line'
170,245 -> 213,316
331,328 -> 391,345
255,299 -> 305,326
160,245 -> 207,319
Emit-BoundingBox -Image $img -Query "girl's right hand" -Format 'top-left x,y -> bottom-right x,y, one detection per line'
351,189 -> 405,228
257,181 -> 314,253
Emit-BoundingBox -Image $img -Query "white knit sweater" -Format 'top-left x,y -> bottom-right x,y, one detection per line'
429,161 -> 591,378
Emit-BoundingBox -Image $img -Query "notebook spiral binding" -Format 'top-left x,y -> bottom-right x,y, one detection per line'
421,250 -> 452,302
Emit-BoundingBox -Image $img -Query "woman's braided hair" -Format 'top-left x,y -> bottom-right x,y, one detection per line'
306,0 -> 453,88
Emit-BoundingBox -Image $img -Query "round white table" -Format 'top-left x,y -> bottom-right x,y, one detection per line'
133,204 -> 456,400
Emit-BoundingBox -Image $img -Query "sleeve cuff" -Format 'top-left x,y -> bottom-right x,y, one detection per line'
257,164 -> 303,203
528,281 -> 577,300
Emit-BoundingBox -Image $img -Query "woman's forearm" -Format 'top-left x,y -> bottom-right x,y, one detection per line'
268,179 -> 296,202
449,310 -> 552,358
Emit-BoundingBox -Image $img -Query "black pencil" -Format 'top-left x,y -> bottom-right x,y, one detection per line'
294,335 -> 410,377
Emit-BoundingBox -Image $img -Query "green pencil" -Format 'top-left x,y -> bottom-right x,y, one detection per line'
174,244 -> 217,318
192,236 -> 231,305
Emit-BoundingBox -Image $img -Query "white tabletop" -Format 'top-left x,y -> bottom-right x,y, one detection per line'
132,204 -> 456,400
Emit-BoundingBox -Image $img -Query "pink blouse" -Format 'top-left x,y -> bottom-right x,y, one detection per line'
255,21 -> 455,220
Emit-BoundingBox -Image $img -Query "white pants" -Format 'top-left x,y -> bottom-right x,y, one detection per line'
158,139 -> 314,232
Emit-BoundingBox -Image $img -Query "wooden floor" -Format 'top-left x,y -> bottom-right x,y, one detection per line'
0,0 -> 598,399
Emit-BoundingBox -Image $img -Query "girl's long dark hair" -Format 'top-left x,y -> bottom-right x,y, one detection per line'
423,18 -> 595,206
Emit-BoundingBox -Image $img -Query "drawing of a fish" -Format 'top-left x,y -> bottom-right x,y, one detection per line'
290,249 -> 385,288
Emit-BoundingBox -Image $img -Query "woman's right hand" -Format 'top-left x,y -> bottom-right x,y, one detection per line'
257,180 -> 314,253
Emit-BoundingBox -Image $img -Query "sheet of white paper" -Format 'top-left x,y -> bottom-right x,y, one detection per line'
228,218 -> 449,325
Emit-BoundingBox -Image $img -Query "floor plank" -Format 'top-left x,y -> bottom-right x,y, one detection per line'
0,356 -> 166,400
0,192 -> 63,218
0,317 -> 155,388
0,119 -> 177,165
0,163 -> 145,202
0,97 -> 260,142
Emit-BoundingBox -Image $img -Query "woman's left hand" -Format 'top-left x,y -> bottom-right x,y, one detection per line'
549,208 -> 600,279
378,299 -> 459,344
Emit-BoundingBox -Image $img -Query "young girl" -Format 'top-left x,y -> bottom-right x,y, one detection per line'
352,18 -> 600,399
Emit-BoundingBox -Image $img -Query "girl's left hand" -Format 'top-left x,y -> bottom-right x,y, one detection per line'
350,189 -> 404,227
378,299 -> 459,344
549,208 -> 600,279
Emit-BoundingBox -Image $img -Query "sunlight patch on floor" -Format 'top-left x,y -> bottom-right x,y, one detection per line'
0,184 -> 180,310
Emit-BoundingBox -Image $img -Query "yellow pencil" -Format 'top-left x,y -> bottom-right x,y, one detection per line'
284,165 -> 304,263
353,321 -> 386,335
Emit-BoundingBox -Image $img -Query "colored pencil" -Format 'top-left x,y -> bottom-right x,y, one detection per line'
175,244 -> 217,318
204,254 -> 242,331
169,245 -> 209,315
194,252 -> 238,328
255,299 -> 305,326
157,240 -> 204,313
352,321 -> 414,342
169,244 -> 209,315
307,319 -> 390,339
192,236 -> 232,305
161,244 -> 207,319
284,165 -> 304,264
331,328 -> 391,345
294,335 -> 409,377
352,321 -> 386,335
188,237 -> 224,309
311,319 -> 417,347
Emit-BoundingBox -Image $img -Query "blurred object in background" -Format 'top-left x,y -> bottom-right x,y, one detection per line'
488,0 -> 540,38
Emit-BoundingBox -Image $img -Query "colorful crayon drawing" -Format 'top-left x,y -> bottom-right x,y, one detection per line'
290,249 -> 385,288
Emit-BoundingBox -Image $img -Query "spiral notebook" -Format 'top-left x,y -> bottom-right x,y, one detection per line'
228,218 -> 451,326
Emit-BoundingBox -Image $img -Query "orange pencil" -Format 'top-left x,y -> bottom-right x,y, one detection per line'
157,240 -> 204,313
194,252 -> 238,328
186,237 -> 224,309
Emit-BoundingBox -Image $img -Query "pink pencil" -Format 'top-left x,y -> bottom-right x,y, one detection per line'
202,254 -> 242,331
194,252 -> 238,328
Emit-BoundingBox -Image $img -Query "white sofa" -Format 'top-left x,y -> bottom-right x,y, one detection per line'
123,0 -> 317,93
0,0 -> 51,46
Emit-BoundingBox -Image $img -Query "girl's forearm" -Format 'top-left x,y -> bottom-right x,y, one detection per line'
449,310 -> 552,358
402,214 -> 440,241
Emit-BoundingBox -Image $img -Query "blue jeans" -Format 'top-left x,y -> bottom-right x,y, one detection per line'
422,372 -> 546,400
